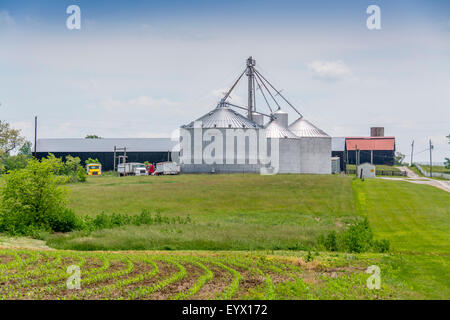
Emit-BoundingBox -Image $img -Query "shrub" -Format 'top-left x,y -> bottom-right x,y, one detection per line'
41,154 -> 86,183
340,218 -> 373,253
323,231 -> 338,251
319,218 -> 390,253
77,167 -> 87,182
373,239 -> 390,253
48,208 -> 80,233
85,157 -> 100,166
0,158 -> 73,236
0,154 -> 29,173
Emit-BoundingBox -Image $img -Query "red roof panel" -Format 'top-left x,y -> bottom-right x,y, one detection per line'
345,137 -> 395,151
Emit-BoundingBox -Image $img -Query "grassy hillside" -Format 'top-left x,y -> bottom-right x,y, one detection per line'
2,173 -> 448,299
352,179 -> 450,298
420,165 -> 450,174
353,179 -> 450,254
67,174 -> 355,218
47,175 -> 357,251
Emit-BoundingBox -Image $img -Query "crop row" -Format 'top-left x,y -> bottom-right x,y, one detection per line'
0,249 -> 383,300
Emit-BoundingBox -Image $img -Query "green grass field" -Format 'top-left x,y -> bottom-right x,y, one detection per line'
1,173 -> 449,299
345,165 -> 400,172
47,174 -> 357,251
420,165 -> 450,174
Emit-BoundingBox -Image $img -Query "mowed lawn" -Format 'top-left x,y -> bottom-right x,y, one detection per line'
352,179 -> 450,299
353,179 -> 450,254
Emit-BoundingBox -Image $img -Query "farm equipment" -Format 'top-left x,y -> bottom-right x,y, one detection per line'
86,163 -> 102,176
146,163 -> 155,175
117,162 -> 147,176
154,161 -> 180,175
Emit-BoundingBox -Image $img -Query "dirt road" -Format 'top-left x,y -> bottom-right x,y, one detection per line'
379,166 -> 450,193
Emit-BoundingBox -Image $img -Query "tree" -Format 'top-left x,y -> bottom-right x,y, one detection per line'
85,135 -> 102,139
0,120 -> 24,155
85,157 -> 100,166
18,141 -> 32,157
0,154 -> 29,173
394,152 -> 406,166
0,141 -> 32,174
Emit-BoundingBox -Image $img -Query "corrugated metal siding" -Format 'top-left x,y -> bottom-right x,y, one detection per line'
36,151 -> 176,171
345,137 -> 395,151
332,137 -> 346,151
36,138 -> 179,153
183,106 -> 261,129
264,121 -> 299,139
289,117 -> 330,138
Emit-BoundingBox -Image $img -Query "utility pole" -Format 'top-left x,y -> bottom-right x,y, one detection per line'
246,56 -> 256,120
34,116 -> 37,158
113,146 -> 117,172
429,139 -> 433,177
410,140 -> 414,166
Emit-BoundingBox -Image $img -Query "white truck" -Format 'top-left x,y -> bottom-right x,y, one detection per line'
117,162 -> 147,176
154,161 -> 180,175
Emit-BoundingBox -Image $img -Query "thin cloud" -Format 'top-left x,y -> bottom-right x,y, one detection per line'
101,96 -> 180,112
307,60 -> 351,81
0,10 -> 15,26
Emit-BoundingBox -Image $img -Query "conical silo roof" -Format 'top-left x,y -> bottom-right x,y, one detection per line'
289,117 -> 330,138
182,104 -> 262,129
264,120 -> 299,139
272,109 -> 289,128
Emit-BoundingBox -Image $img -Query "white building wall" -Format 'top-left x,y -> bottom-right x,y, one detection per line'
277,139 -> 301,173
299,137 -> 332,174
180,127 -> 264,173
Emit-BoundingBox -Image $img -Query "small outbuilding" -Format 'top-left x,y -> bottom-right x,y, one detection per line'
357,162 -> 376,179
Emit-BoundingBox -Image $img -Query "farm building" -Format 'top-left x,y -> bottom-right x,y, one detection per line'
331,137 -> 346,171
34,57 -> 394,175
289,117 -> 331,174
179,57 -> 332,174
35,138 -> 179,171
265,110 -> 302,174
345,135 -> 395,165
179,102 -> 264,174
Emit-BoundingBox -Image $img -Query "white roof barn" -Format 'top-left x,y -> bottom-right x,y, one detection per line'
36,138 -> 179,153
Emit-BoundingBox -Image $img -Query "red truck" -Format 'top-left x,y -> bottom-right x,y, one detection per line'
146,164 -> 155,175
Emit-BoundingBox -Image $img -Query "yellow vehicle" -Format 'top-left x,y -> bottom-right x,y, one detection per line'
86,163 -> 102,176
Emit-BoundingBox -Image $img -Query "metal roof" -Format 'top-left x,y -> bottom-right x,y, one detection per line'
36,138 -> 179,153
288,117 -> 330,138
346,137 -> 395,151
264,120 -> 299,139
332,137 -> 346,151
182,105 -> 262,129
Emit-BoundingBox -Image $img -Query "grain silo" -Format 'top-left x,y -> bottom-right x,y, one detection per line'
265,109 -> 301,173
289,117 -> 332,174
180,101 -> 263,173
179,56 -> 333,175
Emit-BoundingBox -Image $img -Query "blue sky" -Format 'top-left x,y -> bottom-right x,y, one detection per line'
0,0 -> 449,162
